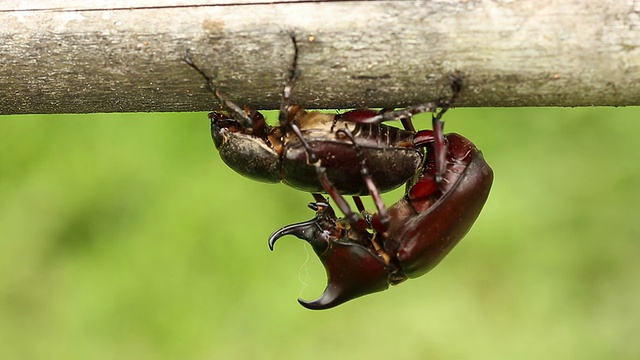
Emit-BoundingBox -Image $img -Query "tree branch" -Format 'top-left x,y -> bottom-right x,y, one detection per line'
2,0 -> 639,114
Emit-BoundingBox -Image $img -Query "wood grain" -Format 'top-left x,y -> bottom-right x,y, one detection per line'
2,0 -> 639,114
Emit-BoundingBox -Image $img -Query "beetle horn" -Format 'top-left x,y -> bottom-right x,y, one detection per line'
269,201 -> 333,252
268,218 -> 324,251
269,208 -> 391,310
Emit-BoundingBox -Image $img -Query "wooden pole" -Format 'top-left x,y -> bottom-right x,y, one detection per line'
2,0 -> 639,114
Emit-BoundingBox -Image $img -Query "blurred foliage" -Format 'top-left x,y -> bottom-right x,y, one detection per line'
0,107 -> 639,359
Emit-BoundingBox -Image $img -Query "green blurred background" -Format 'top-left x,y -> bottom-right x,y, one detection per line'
1,108 -> 639,359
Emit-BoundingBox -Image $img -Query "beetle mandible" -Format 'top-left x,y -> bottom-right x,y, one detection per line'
269,125 -> 494,310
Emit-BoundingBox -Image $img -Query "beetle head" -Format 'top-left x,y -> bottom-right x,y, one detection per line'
269,202 -> 391,310
209,110 -> 281,183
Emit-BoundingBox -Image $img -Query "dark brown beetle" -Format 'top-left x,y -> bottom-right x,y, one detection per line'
184,35 -> 456,222
269,127 -> 494,310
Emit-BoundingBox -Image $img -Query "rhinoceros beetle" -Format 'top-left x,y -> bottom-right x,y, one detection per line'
184,34 -> 459,223
185,34 -> 491,310
269,124 -> 494,310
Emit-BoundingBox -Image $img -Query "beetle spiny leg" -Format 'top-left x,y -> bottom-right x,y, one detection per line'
183,50 -> 217,93
335,127 -> 390,231
400,115 -> 416,133
277,33 -> 319,164
432,72 -> 463,182
432,111 -> 447,183
356,103 -> 439,124
315,166 -> 368,232
289,123 -> 318,164
448,70 -> 463,102
329,110 -> 341,133
278,33 -> 299,127
184,50 -> 253,128
378,107 -> 417,132
212,89 -> 253,128
353,196 -> 366,213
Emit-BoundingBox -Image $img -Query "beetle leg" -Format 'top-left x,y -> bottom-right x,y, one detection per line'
379,108 -> 416,132
277,33 -> 318,164
277,33 -> 299,127
353,196 -> 379,229
213,90 -> 255,129
350,72 -> 464,127
353,196 -> 366,213
334,127 -> 390,232
315,166 -> 369,232
183,51 -> 254,129
430,72 -> 463,182
432,110 -> 447,183
184,50 -> 216,94
400,115 -> 416,133
289,123 -> 318,164
352,103 -> 439,125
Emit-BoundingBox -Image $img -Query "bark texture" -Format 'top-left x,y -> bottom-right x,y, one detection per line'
2,0 -> 639,114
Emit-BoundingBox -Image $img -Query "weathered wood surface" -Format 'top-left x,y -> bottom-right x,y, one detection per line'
1,0 -> 639,114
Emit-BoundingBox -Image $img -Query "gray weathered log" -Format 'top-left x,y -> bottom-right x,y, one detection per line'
1,0 -> 639,114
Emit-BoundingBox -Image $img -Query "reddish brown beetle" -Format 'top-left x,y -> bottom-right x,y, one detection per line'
185,34 -> 493,310
269,127 -> 493,309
